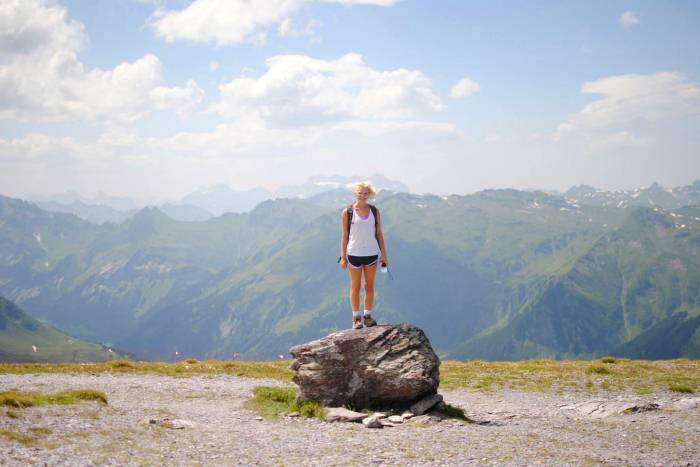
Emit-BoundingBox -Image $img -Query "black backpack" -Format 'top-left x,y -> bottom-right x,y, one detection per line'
337,204 -> 378,262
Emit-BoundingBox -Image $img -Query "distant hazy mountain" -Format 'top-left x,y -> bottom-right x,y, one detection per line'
158,203 -> 214,222
0,296 -> 124,362
275,174 -> 410,199
179,185 -> 273,215
565,181 -> 700,210
2,183 -> 699,361
35,200 -> 136,224
30,191 -> 139,211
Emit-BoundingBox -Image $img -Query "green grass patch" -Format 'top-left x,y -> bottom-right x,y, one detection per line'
0,389 -> 107,408
5,409 -> 18,418
600,356 -> 617,364
0,360 -> 293,381
440,359 -> 700,394
29,427 -> 52,436
586,365 -> 612,375
636,388 -> 654,395
244,386 -> 325,421
669,384 -> 695,394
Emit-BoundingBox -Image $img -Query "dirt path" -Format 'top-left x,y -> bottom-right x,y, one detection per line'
1,374 -> 698,465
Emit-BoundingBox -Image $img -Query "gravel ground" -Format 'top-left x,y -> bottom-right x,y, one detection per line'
1,373 -> 699,466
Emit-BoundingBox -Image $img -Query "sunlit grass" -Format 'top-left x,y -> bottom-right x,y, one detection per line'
440,359 -> 700,393
244,386 -> 325,420
1,359 -> 698,394
0,389 -> 107,408
0,360 -> 294,381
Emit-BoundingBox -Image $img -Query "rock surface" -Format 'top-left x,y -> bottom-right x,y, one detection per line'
325,407 -> 367,423
410,394 -> 444,415
289,324 -> 440,410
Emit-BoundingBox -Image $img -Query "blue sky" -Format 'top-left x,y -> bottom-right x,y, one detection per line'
1,0 -> 699,202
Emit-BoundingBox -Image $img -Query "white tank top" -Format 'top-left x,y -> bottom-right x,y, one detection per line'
347,207 -> 380,257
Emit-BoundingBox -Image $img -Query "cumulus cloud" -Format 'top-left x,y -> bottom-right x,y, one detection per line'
0,0 -> 203,124
556,72 -> 700,137
150,80 -> 205,114
211,53 -> 444,126
149,0 -> 399,45
619,11 -> 639,28
450,77 -> 480,99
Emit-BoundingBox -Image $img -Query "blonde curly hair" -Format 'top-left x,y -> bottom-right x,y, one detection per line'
353,181 -> 377,198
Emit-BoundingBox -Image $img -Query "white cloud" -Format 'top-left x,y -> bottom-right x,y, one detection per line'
277,17 -> 321,40
619,11 -> 639,28
150,0 -> 308,45
149,0 -> 399,45
450,77 -> 480,99
150,80 -> 205,115
0,0 -> 203,124
556,72 -> 700,138
211,53 -> 444,125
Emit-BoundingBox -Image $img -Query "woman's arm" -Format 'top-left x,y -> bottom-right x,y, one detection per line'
340,209 -> 348,269
376,209 -> 388,265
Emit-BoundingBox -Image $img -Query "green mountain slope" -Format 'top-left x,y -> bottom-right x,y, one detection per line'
0,296 -> 122,362
450,206 -> 700,360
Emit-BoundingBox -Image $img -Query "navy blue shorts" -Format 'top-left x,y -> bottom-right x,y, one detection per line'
347,255 -> 379,269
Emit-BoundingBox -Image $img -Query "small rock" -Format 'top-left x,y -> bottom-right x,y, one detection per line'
362,416 -> 383,428
161,418 -> 195,429
372,412 -> 388,419
255,416 -> 263,421
401,411 -> 414,420
380,419 -> 399,427
387,415 -> 404,424
286,412 -> 300,418
406,414 -> 433,425
410,394 -> 443,415
325,407 -> 368,423
623,403 -> 660,414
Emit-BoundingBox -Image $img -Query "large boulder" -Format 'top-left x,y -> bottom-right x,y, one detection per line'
289,324 -> 440,410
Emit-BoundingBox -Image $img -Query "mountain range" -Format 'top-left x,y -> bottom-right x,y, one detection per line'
28,174 -> 410,224
1,181 -> 699,361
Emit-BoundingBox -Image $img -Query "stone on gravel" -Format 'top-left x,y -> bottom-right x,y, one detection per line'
286,412 -> 300,418
290,324 -> 439,410
373,412 -> 388,419
623,403 -> 660,414
147,418 -> 195,429
380,419 -> 399,427
410,394 -> 444,415
401,411 -> 414,420
387,415 -> 404,424
406,414 -> 433,425
362,416 -> 383,428
325,407 -> 368,423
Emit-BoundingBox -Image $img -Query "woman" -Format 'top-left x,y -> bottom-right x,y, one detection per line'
339,181 -> 388,329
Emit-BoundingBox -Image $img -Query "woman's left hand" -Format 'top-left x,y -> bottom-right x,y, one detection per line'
380,255 -> 388,266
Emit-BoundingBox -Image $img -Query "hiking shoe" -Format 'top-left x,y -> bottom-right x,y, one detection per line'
363,314 -> 377,327
352,316 -> 363,330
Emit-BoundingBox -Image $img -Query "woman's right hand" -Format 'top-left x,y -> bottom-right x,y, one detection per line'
340,258 -> 348,270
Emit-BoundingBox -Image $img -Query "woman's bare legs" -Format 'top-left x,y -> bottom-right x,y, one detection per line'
348,266 -> 363,312
362,262 -> 378,311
